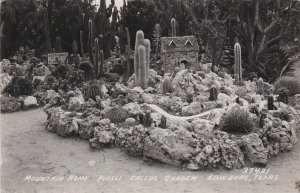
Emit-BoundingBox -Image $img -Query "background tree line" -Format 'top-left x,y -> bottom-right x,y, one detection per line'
1,0 -> 300,81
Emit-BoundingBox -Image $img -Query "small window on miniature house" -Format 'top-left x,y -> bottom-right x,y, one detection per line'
169,40 -> 177,48
185,40 -> 193,47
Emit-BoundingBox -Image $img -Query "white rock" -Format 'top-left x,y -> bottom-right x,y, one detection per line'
132,86 -> 144,93
23,96 -> 38,109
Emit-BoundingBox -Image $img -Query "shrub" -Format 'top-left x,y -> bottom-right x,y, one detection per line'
274,76 -> 300,96
221,107 -> 254,134
4,77 -> 33,97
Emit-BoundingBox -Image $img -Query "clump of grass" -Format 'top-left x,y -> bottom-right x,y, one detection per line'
221,107 -> 255,134
274,76 -> 300,96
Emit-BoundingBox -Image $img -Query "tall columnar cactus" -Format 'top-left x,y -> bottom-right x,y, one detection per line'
144,39 -> 151,87
72,40 -> 79,68
94,38 -> 99,78
99,50 -> 104,77
154,23 -> 161,60
171,18 -> 176,37
55,36 -> 61,52
114,36 -> 121,56
257,77 -> 264,95
234,42 -> 242,81
125,27 -> 131,78
138,45 -> 148,89
162,77 -> 172,94
209,85 -> 218,101
134,30 -> 145,85
88,20 -> 94,64
80,30 -> 84,57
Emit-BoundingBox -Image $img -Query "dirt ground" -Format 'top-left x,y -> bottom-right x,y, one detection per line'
0,108 -> 299,193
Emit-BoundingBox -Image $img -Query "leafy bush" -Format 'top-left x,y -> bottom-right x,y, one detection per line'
274,76 -> 300,96
4,77 -> 33,97
221,107 -> 254,134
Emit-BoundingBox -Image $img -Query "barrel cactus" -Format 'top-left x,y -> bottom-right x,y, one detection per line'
162,77 -> 172,94
257,78 -> 264,95
85,82 -> 102,101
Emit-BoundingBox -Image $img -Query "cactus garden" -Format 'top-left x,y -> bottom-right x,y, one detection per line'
1,0 -> 300,192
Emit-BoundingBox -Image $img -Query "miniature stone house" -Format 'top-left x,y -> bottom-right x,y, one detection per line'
160,36 -> 199,72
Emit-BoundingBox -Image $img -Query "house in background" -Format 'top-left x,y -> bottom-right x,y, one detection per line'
160,36 -> 199,73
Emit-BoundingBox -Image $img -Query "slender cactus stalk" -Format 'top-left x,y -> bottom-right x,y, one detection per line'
144,39 -> 150,87
80,30 -> 84,57
99,50 -> 104,77
55,36 -> 61,52
234,42 -> 242,81
138,45 -> 147,89
125,27 -> 131,78
134,30 -> 144,85
171,18 -> 176,37
94,38 -> 99,78
88,20 -> 94,64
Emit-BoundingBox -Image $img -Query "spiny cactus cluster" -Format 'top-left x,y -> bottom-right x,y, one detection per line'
234,42 -> 242,81
134,30 -> 150,89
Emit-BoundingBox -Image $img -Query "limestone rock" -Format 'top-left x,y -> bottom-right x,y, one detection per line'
45,107 -> 80,137
1,96 -> 22,112
219,139 -> 244,169
115,124 -> 148,157
123,102 -> 142,116
143,127 -> 197,166
23,96 -> 38,109
241,133 -> 268,166
171,70 -> 202,98
36,66 -> 45,76
78,115 -> 104,140
0,73 -> 12,93
181,102 -> 202,116
89,119 -> 117,148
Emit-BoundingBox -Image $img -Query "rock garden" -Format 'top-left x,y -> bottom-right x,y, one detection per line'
1,0 -> 300,172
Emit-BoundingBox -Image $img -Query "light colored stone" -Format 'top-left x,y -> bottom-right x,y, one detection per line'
23,96 -> 38,109
181,102 -> 202,116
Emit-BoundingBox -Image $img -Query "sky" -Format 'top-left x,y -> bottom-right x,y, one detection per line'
94,0 -> 124,8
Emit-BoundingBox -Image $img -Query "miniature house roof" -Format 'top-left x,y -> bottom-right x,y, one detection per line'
161,36 -> 199,53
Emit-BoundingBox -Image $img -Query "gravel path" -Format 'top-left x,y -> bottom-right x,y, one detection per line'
1,108 -> 300,193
